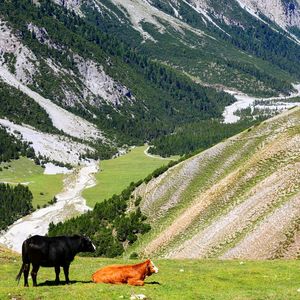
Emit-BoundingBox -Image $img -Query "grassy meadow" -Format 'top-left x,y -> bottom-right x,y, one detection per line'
0,157 -> 64,208
0,145 -> 176,209
0,248 -> 299,300
83,146 -> 177,207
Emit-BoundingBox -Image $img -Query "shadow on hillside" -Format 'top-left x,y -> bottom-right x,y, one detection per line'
38,280 -> 91,286
145,281 -> 160,285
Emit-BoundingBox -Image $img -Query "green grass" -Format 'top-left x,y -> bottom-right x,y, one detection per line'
1,251 -> 300,300
83,146 -> 177,207
0,157 -> 64,208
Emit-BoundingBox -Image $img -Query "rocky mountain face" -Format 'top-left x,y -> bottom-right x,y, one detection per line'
235,0 -> 300,30
182,0 -> 300,32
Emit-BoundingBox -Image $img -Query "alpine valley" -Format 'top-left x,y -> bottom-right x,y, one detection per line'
0,0 -> 300,264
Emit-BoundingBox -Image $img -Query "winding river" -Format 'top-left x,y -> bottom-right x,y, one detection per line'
223,84 -> 300,123
0,161 -> 98,253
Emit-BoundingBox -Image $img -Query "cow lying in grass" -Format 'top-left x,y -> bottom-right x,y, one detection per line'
92,259 -> 158,286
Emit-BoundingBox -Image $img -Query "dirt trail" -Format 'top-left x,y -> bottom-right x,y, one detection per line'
0,161 -> 98,253
143,146 -> 172,160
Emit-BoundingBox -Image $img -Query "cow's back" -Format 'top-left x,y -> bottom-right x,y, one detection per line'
24,235 -> 75,267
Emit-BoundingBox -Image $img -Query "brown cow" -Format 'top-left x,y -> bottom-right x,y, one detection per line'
92,259 -> 158,286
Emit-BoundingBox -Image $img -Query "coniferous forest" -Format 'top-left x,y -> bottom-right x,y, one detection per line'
0,127 -> 35,164
48,182 -> 151,257
0,82 -> 56,133
149,119 -> 262,157
0,183 -> 33,230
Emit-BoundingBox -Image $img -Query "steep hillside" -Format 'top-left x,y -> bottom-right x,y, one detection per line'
130,106 -> 300,259
77,0 -> 300,96
0,0 -> 238,156
1,0 -> 300,161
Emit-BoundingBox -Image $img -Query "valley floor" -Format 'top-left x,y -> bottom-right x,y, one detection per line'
0,251 -> 299,300
0,161 -> 97,252
0,145 -> 173,252
83,145 -> 175,207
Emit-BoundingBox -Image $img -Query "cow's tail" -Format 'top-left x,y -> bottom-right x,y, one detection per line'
16,239 -> 29,284
16,262 -> 25,284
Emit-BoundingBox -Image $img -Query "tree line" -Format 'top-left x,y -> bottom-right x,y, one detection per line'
149,119 -> 263,157
48,181 -> 151,257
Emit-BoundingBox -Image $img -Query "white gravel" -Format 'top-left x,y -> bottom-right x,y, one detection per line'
0,161 -> 98,253
0,65 -> 104,141
223,84 -> 300,123
43,163 -> 73,175
108,0 -> 205,41
0,119 -> 93,164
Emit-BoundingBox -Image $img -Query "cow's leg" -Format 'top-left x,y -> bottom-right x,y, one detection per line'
23,263 -> 30,287
55,266 -> 60,285
31,264 -> 40,287
127,279 -> 145,286
63,264 -> 70,284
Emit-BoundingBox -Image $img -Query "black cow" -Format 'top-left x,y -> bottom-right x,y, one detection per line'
16,235 -> 96,287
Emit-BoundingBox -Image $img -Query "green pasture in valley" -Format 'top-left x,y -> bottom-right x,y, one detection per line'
0,249 -> 299,300
83,146 -> 177,207
0,157 -> 64,208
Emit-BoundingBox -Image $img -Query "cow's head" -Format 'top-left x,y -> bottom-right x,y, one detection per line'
78,236 -> 96,253
146,259 -> 159,276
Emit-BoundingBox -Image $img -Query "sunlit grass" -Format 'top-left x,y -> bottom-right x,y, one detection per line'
1,251 -> 299,300
0,157 -> 64,208
83,146 -> 177,207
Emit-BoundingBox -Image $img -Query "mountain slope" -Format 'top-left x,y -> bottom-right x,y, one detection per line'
0,0 -> 241,158
78,0 -> 300,96
130,106 -> 300,259
0,0 -> 299,162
